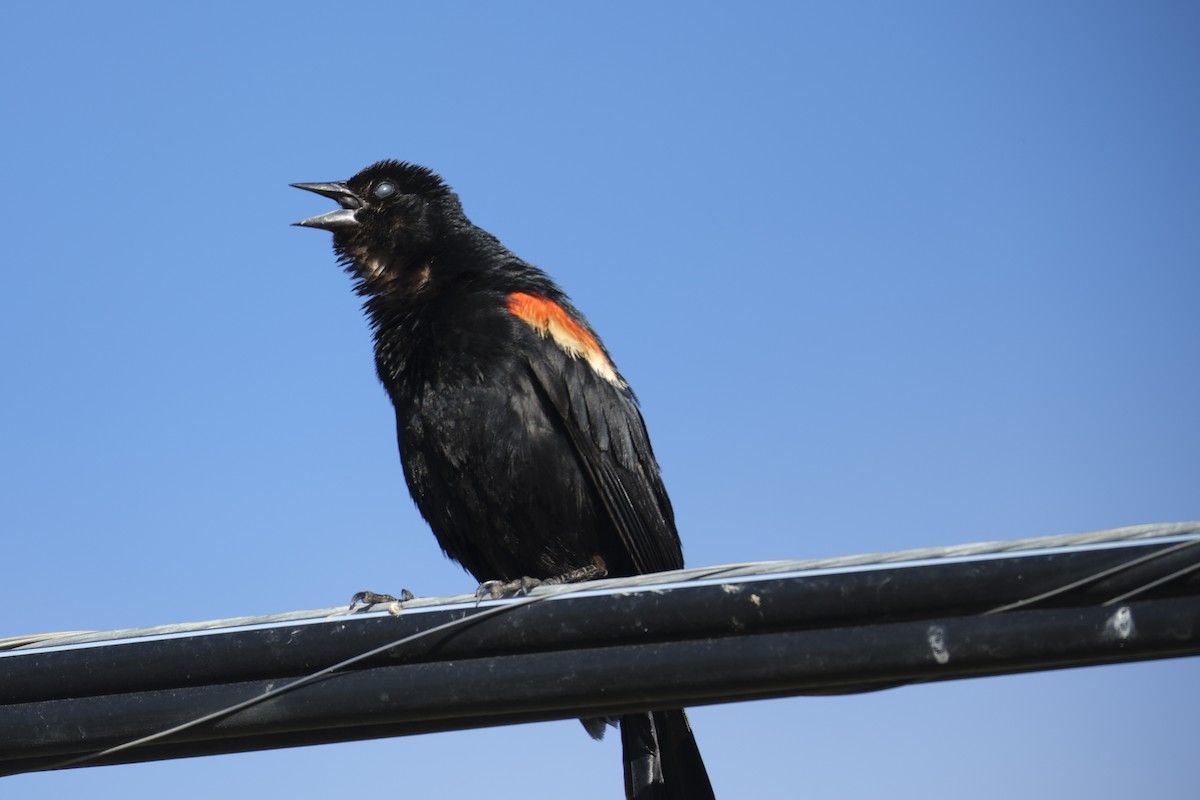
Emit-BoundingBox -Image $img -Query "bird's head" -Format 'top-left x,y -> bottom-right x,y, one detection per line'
293,160 -> 465,289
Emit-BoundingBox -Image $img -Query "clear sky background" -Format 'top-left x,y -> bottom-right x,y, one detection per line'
3,2 -> 1198,797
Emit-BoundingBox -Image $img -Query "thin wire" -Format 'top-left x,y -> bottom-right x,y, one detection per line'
1102,560 -> 1200,606
985,539 -> 1200,615
9,525 -> 1199,654
37,593 -> 550,772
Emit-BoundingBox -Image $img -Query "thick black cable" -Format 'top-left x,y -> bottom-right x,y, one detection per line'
1102,560 -> 1200,606
18,565 -> 748,774
984,539 -> 1200,614
33,593 -> 550,773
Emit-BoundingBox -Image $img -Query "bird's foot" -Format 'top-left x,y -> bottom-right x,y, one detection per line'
474,558 -> 609,602
542,560 -> 608,586
349,588 -> 414,615
474,576 -> 542,602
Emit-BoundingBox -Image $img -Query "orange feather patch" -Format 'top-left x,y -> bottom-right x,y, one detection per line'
507,292 -> 623,386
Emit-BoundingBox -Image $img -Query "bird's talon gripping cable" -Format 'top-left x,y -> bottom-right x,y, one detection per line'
349,589 -> 414,610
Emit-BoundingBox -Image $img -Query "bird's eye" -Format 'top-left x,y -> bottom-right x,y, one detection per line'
374,181 -> 397,199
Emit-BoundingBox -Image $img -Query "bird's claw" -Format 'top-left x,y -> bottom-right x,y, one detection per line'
543,561 -> 607,585
350,588 -> 414,613
474,576 -> 542,602
474,561 -> 609,603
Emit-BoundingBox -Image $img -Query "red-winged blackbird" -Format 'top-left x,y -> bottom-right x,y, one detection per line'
293,161 -> 714,800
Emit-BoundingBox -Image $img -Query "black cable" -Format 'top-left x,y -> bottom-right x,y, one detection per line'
985,539 -> 1200,615
1102,560 -> 1200,606
35,593 -> 550,773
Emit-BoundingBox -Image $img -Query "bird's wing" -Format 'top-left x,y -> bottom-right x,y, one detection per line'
509,292 -> 684,575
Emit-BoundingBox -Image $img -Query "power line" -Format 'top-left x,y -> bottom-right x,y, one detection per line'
2,521 -> 1198,776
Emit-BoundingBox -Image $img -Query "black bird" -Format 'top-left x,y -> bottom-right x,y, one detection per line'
293,161 -> 714,799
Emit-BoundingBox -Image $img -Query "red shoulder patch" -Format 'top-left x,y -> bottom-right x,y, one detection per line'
507,292 -> 623,386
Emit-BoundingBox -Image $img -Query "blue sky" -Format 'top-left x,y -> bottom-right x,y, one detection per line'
3,2 -> 1197,797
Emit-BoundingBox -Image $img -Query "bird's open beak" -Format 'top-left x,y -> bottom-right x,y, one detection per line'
291,181 -> 363,230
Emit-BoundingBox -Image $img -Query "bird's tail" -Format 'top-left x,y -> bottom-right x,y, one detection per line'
621,709 -> 715,800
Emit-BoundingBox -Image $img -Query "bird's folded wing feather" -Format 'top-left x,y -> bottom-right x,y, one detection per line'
521,341 -> 684,575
